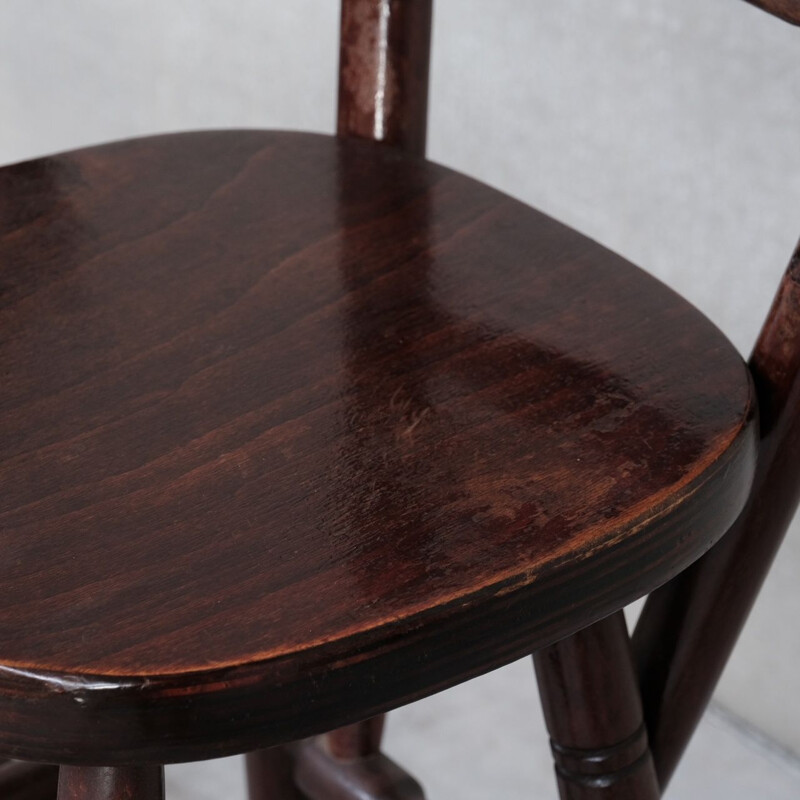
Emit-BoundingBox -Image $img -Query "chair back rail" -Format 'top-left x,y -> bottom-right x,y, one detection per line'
746,0 -> 800,25
337,0 -> 432,156
633,238 -> 800,788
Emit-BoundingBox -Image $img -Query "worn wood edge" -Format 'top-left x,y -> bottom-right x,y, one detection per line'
0,400 -> 756,682
0,408 -> 757,765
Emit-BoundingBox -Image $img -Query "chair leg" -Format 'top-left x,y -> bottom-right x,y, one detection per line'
246,717 -> 417,800
533,611 -> 660,800
246,746 -> 308,800
293,736 -> 425,800
288,715 -> 424,800
56,766 -> 164,800
0,760 -> 59,800
325,717 -> 386,759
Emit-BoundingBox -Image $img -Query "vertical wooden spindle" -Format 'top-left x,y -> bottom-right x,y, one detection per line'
337,0 -> 433,156
534,612 -> 660,800
321,2 -> 433,789
247,6 -> 433,797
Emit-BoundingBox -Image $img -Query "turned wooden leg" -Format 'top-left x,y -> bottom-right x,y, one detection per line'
293,736 -> 425,800
246,716 -> 420,800
325,717 -> 386,759
56,766 -> 163,800
246,746 -> 308,800
288,716 -> 424,800
534,612 -> 660,800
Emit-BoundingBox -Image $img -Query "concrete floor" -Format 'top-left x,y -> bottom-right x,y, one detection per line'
166,658 -> 800,799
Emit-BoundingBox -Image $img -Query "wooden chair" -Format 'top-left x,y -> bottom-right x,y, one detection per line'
0,1 -> 798,798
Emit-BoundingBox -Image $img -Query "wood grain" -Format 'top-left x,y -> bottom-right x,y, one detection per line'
0,130 -> 755,764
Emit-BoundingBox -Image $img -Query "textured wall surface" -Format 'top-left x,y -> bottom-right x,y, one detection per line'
1,0 -> 799,755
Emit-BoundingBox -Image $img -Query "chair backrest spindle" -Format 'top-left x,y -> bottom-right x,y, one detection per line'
337,0 -> 433,156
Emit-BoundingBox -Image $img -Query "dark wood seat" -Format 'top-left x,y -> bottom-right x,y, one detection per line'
0,129 -> 755,765
5,2 -> 800,798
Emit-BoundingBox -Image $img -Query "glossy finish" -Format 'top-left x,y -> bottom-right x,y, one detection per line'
338,0 -> 432,155
634,238 -> 800,788
534,613 -> 660,800
57,766 -> 163,800
0,130 -> 755,763
744,0 -> 800,25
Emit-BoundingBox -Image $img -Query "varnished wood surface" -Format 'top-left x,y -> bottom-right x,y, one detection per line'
535,612 -> 659,799
338,0 -> 432,155
744,0 -> 800,25
634,238 -> 800,787
0,130 -> 755,763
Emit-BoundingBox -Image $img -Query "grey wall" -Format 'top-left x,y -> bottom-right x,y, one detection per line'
2,0 -> 799,755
